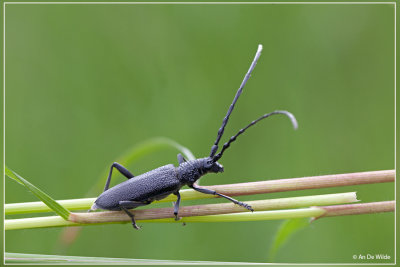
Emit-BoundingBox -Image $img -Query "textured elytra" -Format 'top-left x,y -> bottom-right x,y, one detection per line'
94,164 -> 180,210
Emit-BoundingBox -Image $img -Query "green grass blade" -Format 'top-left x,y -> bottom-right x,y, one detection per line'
5,208 -> 325,230
5,198 -> 97,215
268,218 -> 310,261
5,166 -> 70,220
4,253 -> 261,265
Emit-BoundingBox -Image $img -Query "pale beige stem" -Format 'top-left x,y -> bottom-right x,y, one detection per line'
148,201 -> 396,224
6,199 -> 394,230
201,170 -> 395,196
318,200 -> 396,218
69,192 -> 358,224
5,170 -> 394,215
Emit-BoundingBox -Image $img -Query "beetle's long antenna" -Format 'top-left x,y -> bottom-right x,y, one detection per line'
212,111 -> 298,162
209,44 -> 263,158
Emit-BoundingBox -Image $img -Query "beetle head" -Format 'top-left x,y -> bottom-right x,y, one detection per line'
204,158 -> 224,173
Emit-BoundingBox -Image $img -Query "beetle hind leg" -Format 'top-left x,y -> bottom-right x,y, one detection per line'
121,206 -> 140,230
119,200 -> 151,230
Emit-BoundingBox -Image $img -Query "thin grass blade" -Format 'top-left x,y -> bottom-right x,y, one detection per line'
268,218 -> 310,261
5,166 -> 70,220
91,137 -> 196,193
4,252 -> 262,265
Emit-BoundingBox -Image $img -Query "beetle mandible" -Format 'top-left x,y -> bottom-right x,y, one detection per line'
89,44 -> 298,229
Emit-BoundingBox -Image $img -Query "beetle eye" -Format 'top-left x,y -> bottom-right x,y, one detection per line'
205,161 -> 213,168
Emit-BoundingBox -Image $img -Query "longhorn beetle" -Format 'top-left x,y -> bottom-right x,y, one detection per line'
90,44 -> 298,229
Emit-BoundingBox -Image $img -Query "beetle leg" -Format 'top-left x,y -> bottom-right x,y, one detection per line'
173,191 -> 181,221
119,200 -> 150,230
177,153 -> 187,165
120,206 -> 140,230
190,185 -> 254,212
103,162 -> 135,192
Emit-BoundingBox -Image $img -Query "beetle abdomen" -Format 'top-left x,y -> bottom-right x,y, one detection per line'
94,164 -> 180,210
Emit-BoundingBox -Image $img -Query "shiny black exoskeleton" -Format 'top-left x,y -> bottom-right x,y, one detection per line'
90,45 -> 298,229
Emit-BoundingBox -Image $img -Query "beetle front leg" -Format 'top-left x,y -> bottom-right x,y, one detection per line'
190,185 -> 254,212
173,192 -> 181,221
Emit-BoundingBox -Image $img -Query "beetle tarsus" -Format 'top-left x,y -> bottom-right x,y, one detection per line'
120,206 -> 141,230
132,223 -> 141,230
238,202 -> 254,212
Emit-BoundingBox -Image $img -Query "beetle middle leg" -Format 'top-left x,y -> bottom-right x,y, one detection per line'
173,191 -> 181,221
190,185 -> 254,212
103,162 -> 135,192
119,200 -> 151,230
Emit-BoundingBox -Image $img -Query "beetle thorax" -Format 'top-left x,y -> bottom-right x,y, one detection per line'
177,157 -> 224,185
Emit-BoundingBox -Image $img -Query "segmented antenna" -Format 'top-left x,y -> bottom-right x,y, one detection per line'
209,44 -> 263,158
212,111 -> 298,162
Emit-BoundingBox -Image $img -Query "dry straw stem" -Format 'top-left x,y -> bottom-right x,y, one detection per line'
5,170 -> 394,215
200,170 -> 394,196
6,192 -> 358,230
5,170 -> 395,230
6,200 -> 393,230
318,200 -> 396,218
156,201 -> 396,223
69,192 -> 358,224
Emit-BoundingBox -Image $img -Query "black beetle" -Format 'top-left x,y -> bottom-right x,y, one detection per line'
90,44 -> 298,229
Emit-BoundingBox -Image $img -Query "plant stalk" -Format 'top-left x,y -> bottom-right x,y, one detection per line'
202,169 -> 394,196
4,192 -> 357,230
318,200 -> 395,218
5,200 -> 394,230
69,192 -> 358,223
5,170 -> 394,215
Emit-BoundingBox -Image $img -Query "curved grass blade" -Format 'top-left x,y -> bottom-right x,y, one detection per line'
115,136 -> 196,165
91,136 -> 196,193
268,218 -> 310,261
5,166 -> 70,220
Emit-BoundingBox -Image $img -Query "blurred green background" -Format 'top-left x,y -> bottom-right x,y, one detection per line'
5,2 -> 394,263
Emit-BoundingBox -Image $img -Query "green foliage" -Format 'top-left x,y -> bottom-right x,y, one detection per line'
268,218 -> 310,261
5,166 -> 70,220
